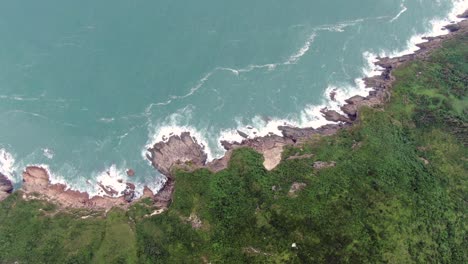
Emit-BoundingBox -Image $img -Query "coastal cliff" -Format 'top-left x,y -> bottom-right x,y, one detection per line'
145,17 -> 468,209
2,10 -> 467,213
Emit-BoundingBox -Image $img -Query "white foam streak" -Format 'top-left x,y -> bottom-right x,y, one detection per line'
285,33 -> 317,65
42,148 -> 54,159
390,3 -> 408,23
383,0 -> 468,58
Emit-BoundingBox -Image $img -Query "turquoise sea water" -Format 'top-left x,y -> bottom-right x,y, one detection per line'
0,0 -> 465,196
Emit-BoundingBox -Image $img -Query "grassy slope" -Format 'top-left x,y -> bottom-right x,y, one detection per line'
0,36 -> 466,263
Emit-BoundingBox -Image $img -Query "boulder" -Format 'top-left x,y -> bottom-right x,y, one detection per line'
444,24 -> 461,32
237,130 -> 249,139
320,109 -> 351,123
126,169 -> 135,177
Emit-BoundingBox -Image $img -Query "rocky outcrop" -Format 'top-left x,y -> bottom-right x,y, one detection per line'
278,123 -> 348,142
320,108 -> 351,123
278,126 -> 317,142
0,173 -> 13,201
237,130 -> 249,139
122,183 -> 136,203
458,10 -> 468,19
145,132 -> 209,209
152,178 -> 175,209
445,24 -> 461,32
220,135 -> 294,171
147,132 -> 207,176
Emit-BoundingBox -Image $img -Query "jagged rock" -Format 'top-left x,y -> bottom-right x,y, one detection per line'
153,178 -> 174,209
445,24 -> 461,32
320,108 -> 351,123
329,89 -> 337,101
237,130 -> 249,139
313,161 -> 336,170
457,10 -> 468,19
345,95 -> 366,105
97,182 -> 119,197
126,169 -> 135,176
341,95 -> 383,120
147,132 -> 207,176
0,173 -> 13,201
123,183 -> 136,203
278,126 -> 318,142
22,166 -> 50,189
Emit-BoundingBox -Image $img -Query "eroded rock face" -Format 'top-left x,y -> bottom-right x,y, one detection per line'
221,135 -> 294,171
341,95 -> 383,120
320,108 -> 351,123
0,173 -> 13,201
147,132 -> 208,176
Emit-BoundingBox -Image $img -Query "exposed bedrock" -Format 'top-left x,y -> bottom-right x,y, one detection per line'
0,173 -> 13,201
146,132 -> 208,176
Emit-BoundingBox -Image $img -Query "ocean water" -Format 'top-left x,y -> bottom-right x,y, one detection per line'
0,0 -> 466,197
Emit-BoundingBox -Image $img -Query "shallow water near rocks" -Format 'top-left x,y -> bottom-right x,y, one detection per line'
0,0 -> 465,197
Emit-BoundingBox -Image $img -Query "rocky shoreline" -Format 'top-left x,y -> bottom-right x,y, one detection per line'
1,10 -> 466,211
18,166 -> 155,210
146,12 -> 468,209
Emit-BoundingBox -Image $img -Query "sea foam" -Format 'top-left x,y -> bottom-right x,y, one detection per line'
0,148 -> 17,182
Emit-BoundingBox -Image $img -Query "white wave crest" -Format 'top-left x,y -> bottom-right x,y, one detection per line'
42,148 -> 54,159
0,148 -> 17,182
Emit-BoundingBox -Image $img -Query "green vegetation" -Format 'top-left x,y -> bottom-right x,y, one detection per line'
0,36 -> 466,263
